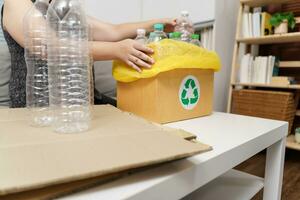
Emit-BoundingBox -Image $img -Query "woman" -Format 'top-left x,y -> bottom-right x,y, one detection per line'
2,0 -> 176,108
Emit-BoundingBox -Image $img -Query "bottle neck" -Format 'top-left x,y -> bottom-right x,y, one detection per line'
37,0 -> 50,3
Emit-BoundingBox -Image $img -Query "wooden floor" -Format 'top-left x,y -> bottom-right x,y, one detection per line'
235,149 -> 300,200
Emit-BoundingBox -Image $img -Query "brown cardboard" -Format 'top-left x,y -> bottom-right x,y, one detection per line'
1,131 -> 201,200
0,105 -> 211,196
117,69 -> 214,124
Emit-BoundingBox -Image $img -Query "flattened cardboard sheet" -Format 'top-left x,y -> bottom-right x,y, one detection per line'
0,105 -> 211,196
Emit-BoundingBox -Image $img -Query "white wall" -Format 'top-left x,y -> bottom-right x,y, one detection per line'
142,0 -> 215,22
85,0 -> 142,23
213,0 -> 239,112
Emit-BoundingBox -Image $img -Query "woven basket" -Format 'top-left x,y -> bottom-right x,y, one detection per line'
231,89 -> 296,134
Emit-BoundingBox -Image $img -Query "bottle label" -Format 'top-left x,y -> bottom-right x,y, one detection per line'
178,75 -> 200,110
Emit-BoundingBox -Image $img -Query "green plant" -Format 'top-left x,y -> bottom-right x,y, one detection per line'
270,12 -> 296,30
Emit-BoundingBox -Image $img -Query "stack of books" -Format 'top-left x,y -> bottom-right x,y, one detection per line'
242,7 -> 272,38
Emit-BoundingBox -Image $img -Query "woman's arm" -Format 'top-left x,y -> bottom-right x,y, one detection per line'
3,0 -> 167,71
3,0 -> 33,47
89,17 -> 176,42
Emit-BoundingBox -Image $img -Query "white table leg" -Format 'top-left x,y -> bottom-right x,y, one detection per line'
263,137 -> 286,200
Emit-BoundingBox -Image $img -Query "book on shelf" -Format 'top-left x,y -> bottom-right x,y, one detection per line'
239,54 -> 279,85
271,76 -> 296,85
266,56 -> 276,84
253,12 -> 261,37
241,6 -> 272,38
242,12 -> 250,38
249,13 -> 254,37
261,12 -> 272,36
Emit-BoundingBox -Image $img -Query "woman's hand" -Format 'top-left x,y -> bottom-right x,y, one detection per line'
115,39 -> 155,73
159,18 -> 177,33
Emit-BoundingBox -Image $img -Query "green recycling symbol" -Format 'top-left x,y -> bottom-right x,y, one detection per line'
179,75 -> 200,110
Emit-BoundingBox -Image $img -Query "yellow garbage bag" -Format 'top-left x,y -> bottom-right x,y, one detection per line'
112,39 -> 221,83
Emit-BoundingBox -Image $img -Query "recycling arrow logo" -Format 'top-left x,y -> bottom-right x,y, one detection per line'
179,75 -> 200,110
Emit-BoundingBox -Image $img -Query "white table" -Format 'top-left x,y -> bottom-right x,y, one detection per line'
61,112 -> 288,200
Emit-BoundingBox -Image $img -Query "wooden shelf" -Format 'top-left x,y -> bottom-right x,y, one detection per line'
279,61 -> 300,68
232,82 -> 300,89
237,32 -> 300,45
240,0 -> 294,7
286,135 -> 300,150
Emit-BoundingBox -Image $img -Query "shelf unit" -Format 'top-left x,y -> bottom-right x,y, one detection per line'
237,32 -> 300,44
286,135 -> 300,150
240,0 -> 294,7
279,61 -> 300,68
232,83 -> 300,89
227,0 -> 300,150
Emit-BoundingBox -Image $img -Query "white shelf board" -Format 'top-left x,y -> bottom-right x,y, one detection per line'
182,169 -> 264,200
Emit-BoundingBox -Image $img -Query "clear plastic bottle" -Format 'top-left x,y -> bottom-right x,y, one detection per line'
135,29 -> 147,44
175,11 -> 195,42
47,0 -> 91,133
147,23 -> 167,43
190,34 -> 202,47
24,0 -> 52,127
88,25 -> 95,106
147,32 -> 155,44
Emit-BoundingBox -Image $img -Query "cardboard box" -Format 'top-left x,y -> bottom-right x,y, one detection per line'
0,105 -> 211,196
117,68 -> 214,123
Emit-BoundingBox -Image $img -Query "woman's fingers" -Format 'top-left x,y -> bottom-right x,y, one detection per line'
132,49 -> 155,64
126,60 -> 142,73
134,42 -> 154,54
129,55 -> 151,69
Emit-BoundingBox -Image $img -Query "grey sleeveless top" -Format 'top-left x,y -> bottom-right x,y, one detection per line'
1,6 -> 27,108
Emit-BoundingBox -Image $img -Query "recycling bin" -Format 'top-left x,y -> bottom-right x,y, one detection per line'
113,39 -> 220,124
117,68 -> 214,123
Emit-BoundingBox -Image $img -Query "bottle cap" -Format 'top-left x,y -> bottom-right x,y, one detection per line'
154,23 -> 164,31
191,34 -> 200,40
173,32 -> 182,38
181,10 -> 190,17
137,29 -> 146,35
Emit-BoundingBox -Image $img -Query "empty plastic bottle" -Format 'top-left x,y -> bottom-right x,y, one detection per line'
147,23 -> 167,43
47,0 -> 91,133
24,0 -> 52,127
190,34 -> 202,47
168,32 -> 174,39
147,32 -> 155,44
172,32 -> 182,41
175,11 -> 195,42
135,29 -> 147,44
